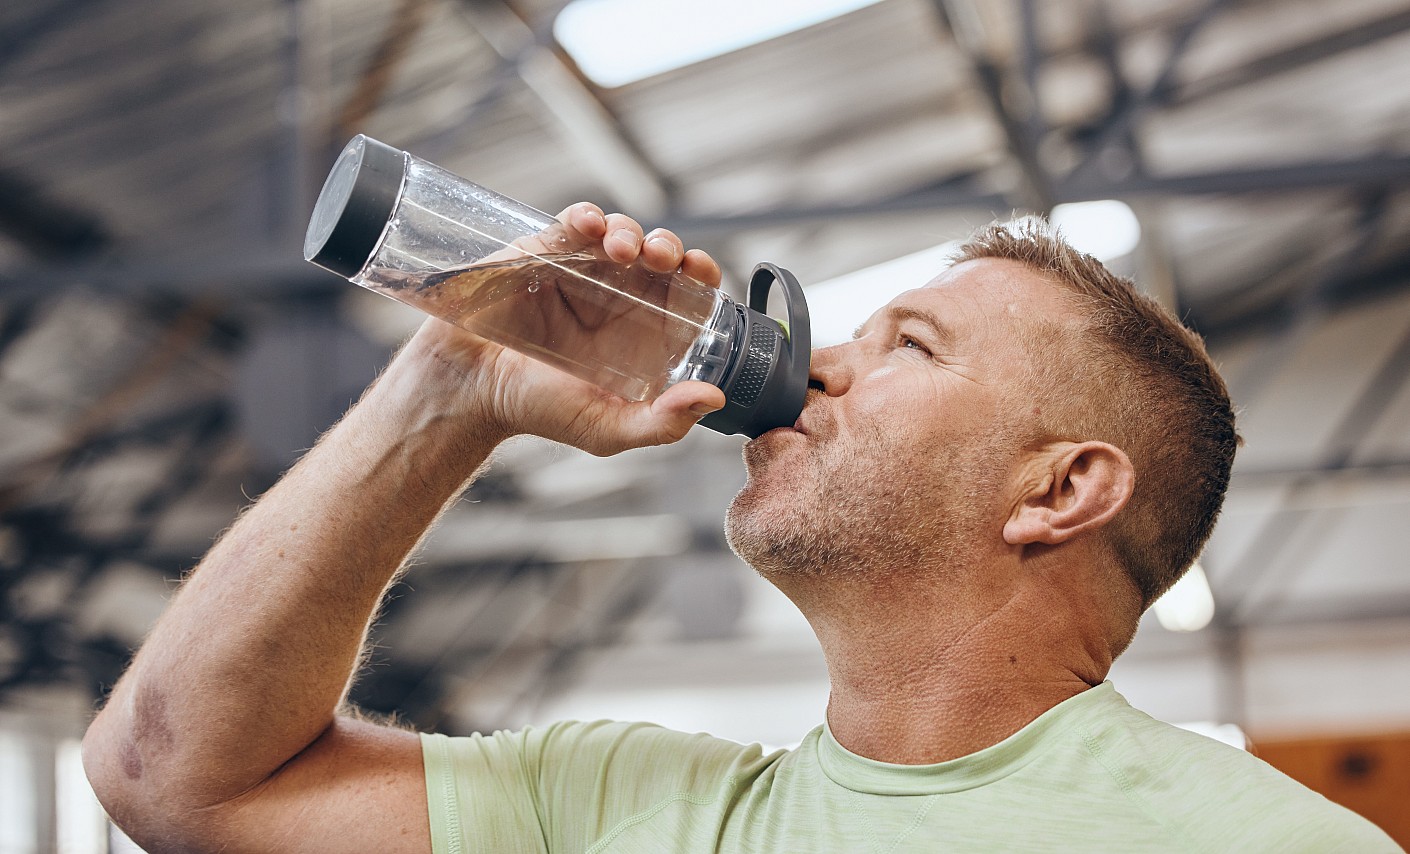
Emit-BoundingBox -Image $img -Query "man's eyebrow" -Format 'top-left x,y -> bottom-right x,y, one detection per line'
852,306 -> 953,343
885,305 -> 953,344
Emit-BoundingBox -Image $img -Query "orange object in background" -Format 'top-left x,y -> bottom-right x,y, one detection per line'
1252,730 -> 1410,848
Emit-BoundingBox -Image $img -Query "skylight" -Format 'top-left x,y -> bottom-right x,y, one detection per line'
554,0 -> 885,88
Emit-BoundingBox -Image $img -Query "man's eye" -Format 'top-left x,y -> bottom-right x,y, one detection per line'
899,335 -> 928,353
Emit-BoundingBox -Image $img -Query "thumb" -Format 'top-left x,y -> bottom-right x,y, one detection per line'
615,381 -> 726,450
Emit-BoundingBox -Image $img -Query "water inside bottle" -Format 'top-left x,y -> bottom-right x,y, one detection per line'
362,251 -> 725,401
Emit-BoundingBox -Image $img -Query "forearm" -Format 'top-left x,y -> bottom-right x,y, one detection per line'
83,328 -> 503,816
81,205 -> 725,849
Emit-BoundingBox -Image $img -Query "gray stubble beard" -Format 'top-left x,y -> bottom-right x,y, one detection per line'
724,423 -> 1016,585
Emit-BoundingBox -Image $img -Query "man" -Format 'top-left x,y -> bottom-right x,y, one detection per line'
82,204 -> 1398,852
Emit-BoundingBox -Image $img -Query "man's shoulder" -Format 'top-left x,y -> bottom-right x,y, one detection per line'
424,720 -> 801,854
1079,693 -> 1400,851
433,718 -> 790,787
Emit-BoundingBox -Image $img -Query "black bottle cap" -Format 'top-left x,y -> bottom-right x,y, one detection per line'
699,264 -> 812,438
303,135 -> 406,278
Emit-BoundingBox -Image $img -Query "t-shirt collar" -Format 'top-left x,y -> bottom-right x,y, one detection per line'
816,681 -> 1118,795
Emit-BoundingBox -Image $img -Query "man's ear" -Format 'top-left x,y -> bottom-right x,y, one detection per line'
1003,442 -> 1135,546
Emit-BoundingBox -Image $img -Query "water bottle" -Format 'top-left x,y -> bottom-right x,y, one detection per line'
303,135 -> 810,438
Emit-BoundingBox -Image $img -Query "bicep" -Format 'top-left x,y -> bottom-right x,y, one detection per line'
209,717 -> 430,854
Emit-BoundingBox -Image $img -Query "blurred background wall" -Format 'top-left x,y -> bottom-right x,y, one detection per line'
1,0 -> 1409,848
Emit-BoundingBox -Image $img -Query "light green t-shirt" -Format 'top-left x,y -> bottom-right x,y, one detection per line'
420,682 -> 1399,852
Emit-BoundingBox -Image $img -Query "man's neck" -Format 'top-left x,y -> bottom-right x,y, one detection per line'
788,576 -> 1110,765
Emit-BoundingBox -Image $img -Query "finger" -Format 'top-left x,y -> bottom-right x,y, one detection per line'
657,379 -> 726,418
640,228 -> 685,273
603,213 -> 645,264
628,381 -> 726,449
556,202 -> 607,243
681,249 -> 722,287
580,381 -> 725,455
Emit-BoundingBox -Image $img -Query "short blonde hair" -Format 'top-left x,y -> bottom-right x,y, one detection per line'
953,217 -> 1240,607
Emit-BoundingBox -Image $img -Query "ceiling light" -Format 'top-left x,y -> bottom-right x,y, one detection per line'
1153,563 -> 1215,632
554,0 -> 884,88
1051,199 -> 1141,262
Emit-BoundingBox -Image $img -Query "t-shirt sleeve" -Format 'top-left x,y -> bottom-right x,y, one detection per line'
421,720 -> 766,854
422,726 -> 549,854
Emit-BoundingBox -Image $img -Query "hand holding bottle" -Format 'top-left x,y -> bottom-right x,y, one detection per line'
400,202 -> 728,455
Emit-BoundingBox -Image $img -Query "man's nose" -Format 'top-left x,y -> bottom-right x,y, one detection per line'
807,343 -> 854,397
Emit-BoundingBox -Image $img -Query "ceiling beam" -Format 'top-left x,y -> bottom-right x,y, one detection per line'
1077,157 -> 1410,197
1065,2 -> 1410,187
0,252 -> 340,298
0,0 -> 107,75
405,60 -> 521,163
1083,0 -> 1147,179
1217,190 -> 1389,399
453,0 -> 672,218
1245,593 -> 1410,628
6,154 -> 1410,290
663,154 -> 1410,233
332,0 -> 433,143
1197,240 -> 1410,343
663,177 -> 1010,234
931,0 -> 1056,212
0,166 -> 109,260
1220,314 -> 1410,620
1173,6 -> 1410,107
1231,457 -> 1410,487
1068,0 -> 1235,184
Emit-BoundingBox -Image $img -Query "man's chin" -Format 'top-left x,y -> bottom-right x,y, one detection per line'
724,478 -> 804,572
723,484 -> 769,561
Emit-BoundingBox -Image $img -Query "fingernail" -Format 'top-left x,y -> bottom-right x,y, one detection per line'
646,235 -> 671,250
611,229 -> 635,246
690,402 -> 719,416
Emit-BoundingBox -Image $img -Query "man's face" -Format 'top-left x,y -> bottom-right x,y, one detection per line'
725,258 -> 1074,579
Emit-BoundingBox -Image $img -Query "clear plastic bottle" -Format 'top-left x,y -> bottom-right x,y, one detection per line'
304,135 -> 810,437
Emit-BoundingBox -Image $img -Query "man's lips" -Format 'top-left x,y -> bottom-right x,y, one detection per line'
749,412 -> 814,443
751,421 -> 805,443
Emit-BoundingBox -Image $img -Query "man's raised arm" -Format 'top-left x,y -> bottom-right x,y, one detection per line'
80,204 -> 725,853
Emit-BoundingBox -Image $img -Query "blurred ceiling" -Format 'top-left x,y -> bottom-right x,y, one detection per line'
1,0 -> 1409,734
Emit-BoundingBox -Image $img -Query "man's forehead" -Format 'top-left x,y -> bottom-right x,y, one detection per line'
926,257 -> 1067,304
872,258 -> 1071,324
851,258 -> 1077,341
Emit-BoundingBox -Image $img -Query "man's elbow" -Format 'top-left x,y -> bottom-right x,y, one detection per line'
82,710 -> 134,820
82,713 -> 154,847
81,711 -> 210,853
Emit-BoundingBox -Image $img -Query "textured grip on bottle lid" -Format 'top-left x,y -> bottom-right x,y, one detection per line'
731,324 -> 778,408
304,135 -> 406,279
